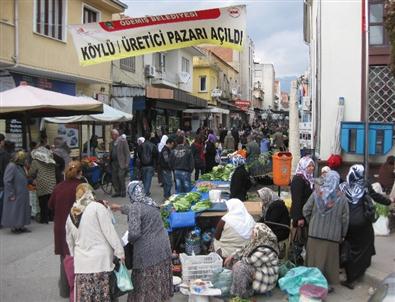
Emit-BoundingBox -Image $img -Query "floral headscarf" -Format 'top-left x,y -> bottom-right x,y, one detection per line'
230,155 -> 246,167
31,146 -> 55,165
314,170 -> 341,212
240,223 -> 279,258
339,164 -> 365,204
295,156 -> 315,189
70,183 -> 95,228
127,181 -> 159,208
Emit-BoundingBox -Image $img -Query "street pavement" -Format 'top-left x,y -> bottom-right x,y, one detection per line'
0,176 -> 390,302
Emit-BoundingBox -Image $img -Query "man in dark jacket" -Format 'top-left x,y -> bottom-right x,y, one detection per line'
137,132 -> 158,196
170,135 -> 194,193
160,137 -> 175,199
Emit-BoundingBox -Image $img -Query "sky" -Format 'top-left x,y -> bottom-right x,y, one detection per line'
123,0 -> 308,91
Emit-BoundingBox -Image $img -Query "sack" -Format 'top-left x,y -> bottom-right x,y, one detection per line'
288,226 -> 307,266
110,260 -> 133,299
124,243 -> 134,270
363,194 -> 378,223
339,240 -> 351,267
140,143 -> 152,165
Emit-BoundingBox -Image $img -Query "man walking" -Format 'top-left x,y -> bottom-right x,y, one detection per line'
137,132 -> 158,196
160,137 -> 175,199
109,129 -> 130,197
170,135 -> 194,194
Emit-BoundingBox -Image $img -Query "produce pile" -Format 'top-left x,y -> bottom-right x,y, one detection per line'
199,164 -> 235,181
160,192 -> 213,228
196,181 -> 217,192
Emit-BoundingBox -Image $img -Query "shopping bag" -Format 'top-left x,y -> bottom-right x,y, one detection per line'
110,260 -> 133,298
115,263 -> 133,292
288,226 -> 307,266
373,216 -> 390,236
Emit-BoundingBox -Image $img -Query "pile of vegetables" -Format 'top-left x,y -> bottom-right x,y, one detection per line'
196,182 -> 216,192
199,164 -> 235,181
191,199 -> 212,212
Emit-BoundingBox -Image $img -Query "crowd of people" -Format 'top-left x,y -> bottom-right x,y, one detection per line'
0,122 -> 394,301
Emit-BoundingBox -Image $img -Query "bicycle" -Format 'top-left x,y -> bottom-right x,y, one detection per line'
82,153 -> 113,195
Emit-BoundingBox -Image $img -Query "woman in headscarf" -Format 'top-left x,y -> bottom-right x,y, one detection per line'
224,223 -> 279,298
28,145 -> 57,223
213,199 -> 256,257
111,181 -> 173,302
339,164 -> 391,289
65,183 -> 124,302
49,161 -> 84,299
229,156 -> 252,202
205,133 -> 217,173
303,170 -> 349,290
257,187 -> 290,257
52,137 -> 71,183
290,156 -> 315,228
1,151 -> 31,233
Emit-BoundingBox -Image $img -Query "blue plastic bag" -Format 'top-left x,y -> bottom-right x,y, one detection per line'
115,263 -> 133,292
278,266 -> 328,302
169,211 -> 196,230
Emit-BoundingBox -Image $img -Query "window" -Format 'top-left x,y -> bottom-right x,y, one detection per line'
369,2 -> 388,46
83,5 -> 100,24
120,57 -> 136,72
35,0 -> 66,40
181,57 -> 190,73
199,76 -> 207,92
154,53 -> 166,72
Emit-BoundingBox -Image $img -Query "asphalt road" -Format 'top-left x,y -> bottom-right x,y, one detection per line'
0,177 -> 375,302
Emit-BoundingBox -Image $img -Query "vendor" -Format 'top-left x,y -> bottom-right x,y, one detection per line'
213,198 -> 256,258
257,187 -> 290,258
229,156 -> 251,201
224,223 -> 279,298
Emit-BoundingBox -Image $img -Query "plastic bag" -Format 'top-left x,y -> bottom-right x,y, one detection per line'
211,268 -> 233,296
278,266 -> 328,302
278,260 -> 296,278
115,263 -> 134,292
373,216 -> 390,236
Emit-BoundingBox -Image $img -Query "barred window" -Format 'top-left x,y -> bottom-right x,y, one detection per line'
35,0 -> 66,41
120,57 -> 136,73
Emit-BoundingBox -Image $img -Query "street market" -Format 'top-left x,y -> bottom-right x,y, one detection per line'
1,1 -> 395,302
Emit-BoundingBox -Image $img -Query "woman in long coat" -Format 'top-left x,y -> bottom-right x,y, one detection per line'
1,151 -> 31,233
205,134 -> 217,173
339,164 -> 391,289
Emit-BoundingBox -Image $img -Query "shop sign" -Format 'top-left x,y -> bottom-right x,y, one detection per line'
235,99 -> 250,110
69,5 -> 246,66
5,119 -> 24,149
211,88 -> 222,97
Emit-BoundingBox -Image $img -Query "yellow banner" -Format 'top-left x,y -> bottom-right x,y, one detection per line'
69,5 -> 246,66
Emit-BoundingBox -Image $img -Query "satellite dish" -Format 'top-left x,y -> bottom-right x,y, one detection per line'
178,72 -> 191,84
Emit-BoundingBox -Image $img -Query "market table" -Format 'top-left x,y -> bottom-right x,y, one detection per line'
199,201 -> 263,217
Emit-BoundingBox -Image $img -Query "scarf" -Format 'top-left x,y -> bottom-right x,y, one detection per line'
222,199 -> 256,240
158,135 -> 168,152
137,137 -> 145,145
31,146 -> 56,165
257,187 -> 279,219
241,223 -> 279,258
70,183 -> 96,228
12,150 -> 27,166
295,156 -> 315,189
127,181 -> 159,208
314,170 -> 341,212
208,133 -> 217,143
339,164 -> 366,204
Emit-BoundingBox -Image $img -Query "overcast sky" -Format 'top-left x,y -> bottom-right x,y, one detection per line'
123,0 -> 308,81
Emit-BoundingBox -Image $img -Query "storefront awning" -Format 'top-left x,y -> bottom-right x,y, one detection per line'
184,107 -> 230,114
146,86 -> 207,109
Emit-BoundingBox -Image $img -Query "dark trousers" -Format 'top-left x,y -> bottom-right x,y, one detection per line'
141,166 -> 155,196
162,170 -> 173,199
194,167 -> 205,181
111,161 -> 127,196
38,194 -> 51,223
59,255 -> 70,298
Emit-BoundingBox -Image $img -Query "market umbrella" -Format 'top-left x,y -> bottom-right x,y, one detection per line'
44,103 -> 133,156
0,83 -> 103,118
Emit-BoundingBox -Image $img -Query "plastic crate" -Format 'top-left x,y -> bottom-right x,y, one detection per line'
180,252 -> 223,282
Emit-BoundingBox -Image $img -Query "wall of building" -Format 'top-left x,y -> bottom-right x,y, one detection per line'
112,56 -> 145,87
192,65 -> 217,105
262,64 -> 275,109
240,37 -> 254,102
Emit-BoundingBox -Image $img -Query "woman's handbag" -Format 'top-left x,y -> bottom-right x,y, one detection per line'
339,240 -> 351,267
288,226 -> 307,266
363,194 -> 379,223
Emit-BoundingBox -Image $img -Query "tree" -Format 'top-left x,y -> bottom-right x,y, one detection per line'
384,0 -> 395,75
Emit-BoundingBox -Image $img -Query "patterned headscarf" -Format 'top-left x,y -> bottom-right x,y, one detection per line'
314,170 -> 341,212
70,183 -> 95,228
231,155 -> 246,167
240,223 -> 279,258
31,146 -> 55,165
339,164 -> 365,204
127,181 -> 159,208
257,187 -> 279,219
295,156 -> 315,189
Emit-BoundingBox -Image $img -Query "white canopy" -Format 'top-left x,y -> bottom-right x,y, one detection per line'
184,107 -> 230,115
44,103 -> 133,124
0,84 -> 103,118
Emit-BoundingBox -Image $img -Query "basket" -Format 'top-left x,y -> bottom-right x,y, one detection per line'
180,252 -> 223,282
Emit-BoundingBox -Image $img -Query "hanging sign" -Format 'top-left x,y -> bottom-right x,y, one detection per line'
69,5 -> 246,66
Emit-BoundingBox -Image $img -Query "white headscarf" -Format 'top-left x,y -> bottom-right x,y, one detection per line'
137,137 -> 145,145
222,198 -> 256,239
158,135 -> 168,152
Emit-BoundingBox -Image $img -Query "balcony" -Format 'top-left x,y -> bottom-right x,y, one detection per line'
151,71 -> 179,89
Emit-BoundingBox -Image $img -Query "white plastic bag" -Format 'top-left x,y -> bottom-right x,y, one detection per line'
373,216 -> 390,236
